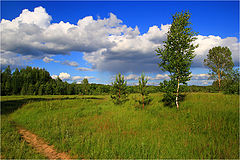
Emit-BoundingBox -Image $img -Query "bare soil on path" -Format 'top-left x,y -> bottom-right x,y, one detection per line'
18,127 -> 71,159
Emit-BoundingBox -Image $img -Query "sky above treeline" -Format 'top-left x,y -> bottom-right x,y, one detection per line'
1,1 -> 239,86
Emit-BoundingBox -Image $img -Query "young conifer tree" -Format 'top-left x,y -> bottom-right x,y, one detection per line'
111,73 -> 128,104
138,73 -> 149,109
156,11 -> 198,109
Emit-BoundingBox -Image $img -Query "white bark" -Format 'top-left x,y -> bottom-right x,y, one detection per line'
176,78 -> 180,109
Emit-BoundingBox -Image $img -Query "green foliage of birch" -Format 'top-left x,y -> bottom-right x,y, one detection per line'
156,11 -> 198,109
111,73 -> 128,104
159,80 -> 177,107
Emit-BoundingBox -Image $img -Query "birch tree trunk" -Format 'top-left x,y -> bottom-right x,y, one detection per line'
218,71 -> 221,91
119,88 -> 121,98
176,78 -> 180,109
142,95 -> 144,109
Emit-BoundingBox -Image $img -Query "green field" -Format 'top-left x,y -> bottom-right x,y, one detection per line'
1,93 -> 239,159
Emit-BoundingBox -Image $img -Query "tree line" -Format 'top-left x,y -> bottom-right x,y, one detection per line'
0,66 -> 111,96
0,64 -> 238,97
0,66 -> 161,96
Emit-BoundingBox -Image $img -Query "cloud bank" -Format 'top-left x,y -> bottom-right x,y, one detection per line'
121,73 -> 212,86
76,67 -> 94,71
125,73 -> 209,81
1,6 -> 239,72
61,60 -> 79,67
51,72 -> 94,81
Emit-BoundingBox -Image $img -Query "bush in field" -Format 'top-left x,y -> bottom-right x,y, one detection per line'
159,80 -> 176,107
111,73 -> 128,104
159,80 -> 188,107
210,69 -> 239,94
223,69 -> 240,94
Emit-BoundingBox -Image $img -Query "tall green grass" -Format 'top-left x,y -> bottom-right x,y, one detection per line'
1,115 -> 45,159
8,93 -> 239,159
1,95 -> 76,159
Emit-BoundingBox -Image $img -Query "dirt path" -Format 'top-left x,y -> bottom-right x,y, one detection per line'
18,128 -> 71,159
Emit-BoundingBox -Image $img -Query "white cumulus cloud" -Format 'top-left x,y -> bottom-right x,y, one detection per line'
72,75 -> 94,81
51,73 -> 95,81
76,67 -> 93,71
43,57 -> 54,63
125,74 -> 139,80
191,73 -> 210,80
51,75 -> 58,79
1,6 -> 239,73
59,72 -> 71,80
193,35 -> 239,67
72,76 -> 82,81
61,60 -> 79,67
153,74 -> 170,80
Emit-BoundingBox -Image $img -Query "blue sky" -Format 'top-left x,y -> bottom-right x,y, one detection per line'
1,1 -> 239,85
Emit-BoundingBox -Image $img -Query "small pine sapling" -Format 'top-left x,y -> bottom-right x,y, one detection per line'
111,73 -> 128,104
138,73 -> 152,109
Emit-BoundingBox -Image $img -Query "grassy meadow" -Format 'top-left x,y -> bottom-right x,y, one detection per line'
1,93 -> 239,159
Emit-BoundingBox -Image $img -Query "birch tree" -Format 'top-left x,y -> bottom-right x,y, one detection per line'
204,46 -> 234,90
156,11 -> 198,109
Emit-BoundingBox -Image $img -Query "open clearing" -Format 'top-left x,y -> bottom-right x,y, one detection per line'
1,93 -> 239,159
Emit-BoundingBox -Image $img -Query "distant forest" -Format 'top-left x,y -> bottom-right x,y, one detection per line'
0,66 -> 235,96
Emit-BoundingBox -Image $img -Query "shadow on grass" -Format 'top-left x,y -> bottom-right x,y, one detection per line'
1,96 -> 104,115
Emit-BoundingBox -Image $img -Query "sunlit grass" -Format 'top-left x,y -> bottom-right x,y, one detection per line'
1,93 -> 239,158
